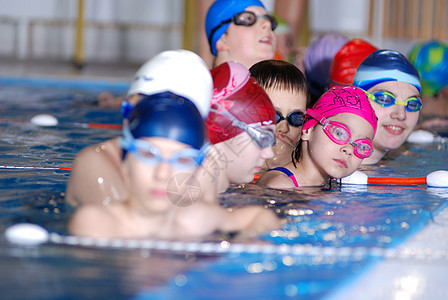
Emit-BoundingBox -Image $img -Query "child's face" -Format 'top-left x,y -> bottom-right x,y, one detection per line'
367,81 -> 420,152
124,137 -> 200,213
264,88 -> 307,169
221,125 -> 275,184
219,6 -> 277,68
304,113 -> 374,179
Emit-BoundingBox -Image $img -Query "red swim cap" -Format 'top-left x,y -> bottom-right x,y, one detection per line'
329,39 -> 377,87
206,62 -> 276,144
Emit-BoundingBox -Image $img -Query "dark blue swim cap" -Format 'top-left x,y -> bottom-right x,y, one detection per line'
127,92 -> 206,150
205,0 -> 265,56
354,49 -> 421,92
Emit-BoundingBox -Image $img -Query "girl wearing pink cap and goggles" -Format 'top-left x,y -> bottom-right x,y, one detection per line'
257,86 -> 378,189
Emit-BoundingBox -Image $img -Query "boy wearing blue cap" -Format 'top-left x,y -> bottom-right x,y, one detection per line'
205,0 -> 278,68
354,49 -> 422,165
66,50 -> 213,206
69,94 -> 281,239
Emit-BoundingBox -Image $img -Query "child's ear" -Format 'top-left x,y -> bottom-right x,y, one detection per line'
216,34 -> 229,51
301,127 -> 313,141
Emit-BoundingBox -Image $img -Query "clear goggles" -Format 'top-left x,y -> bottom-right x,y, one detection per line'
307,109 -> 374,159
367,91 -> 422,112
210,107 -> 275,149
120,126 -> 205,170
276,110 -> 305,127
209,11 -> 278,44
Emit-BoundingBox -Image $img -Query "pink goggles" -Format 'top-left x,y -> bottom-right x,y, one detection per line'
306,109 -> 374,159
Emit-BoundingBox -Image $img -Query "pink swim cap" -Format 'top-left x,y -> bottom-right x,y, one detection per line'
206,61 -> 276,144
303,86 -> 378,137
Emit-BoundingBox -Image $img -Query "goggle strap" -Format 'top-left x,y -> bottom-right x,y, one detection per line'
306,108 -> 328,126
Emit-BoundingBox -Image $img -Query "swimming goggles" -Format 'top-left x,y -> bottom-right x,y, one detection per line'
208,11 -> 278,45
210,106 -> 275,149
120,126 -> 205,170
367,91 -> 422,112
276,110 -> 305,127
306,109 -> 374,159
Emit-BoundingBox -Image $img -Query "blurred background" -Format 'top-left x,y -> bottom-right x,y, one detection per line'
0,0 -> 446,69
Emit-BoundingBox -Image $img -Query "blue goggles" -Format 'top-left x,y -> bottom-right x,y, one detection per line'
120,126 -> 205,170
210,107 -> 275,149
367,91 -> 422,112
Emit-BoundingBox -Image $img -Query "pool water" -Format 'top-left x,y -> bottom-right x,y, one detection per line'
0,83 -> 447,299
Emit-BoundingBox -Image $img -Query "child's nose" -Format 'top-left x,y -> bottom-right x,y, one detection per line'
341,143 -> 354,156
154,161 -> 173,181
260,16 -> 272,30
390,104 -> 407,121
276,120 -> 290,133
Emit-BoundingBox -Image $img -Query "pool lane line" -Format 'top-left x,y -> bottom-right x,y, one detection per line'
0,76 -> 130,92
5,222 -> 448,262
0,117 -> 122,130
72,122 -> 122,130
341,170 -> 448,187
0,165 -> 72,171
1,166 -> 447,188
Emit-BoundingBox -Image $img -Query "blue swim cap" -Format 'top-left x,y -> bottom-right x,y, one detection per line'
354,49 -> 421,92
205,0 -> 265,56
127,92 -> 206,150
408,40 -> 448,96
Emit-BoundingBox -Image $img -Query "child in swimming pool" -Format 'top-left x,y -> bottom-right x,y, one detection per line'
205,0 -> 278,69
353,50 -> 422,165
256,86 -> 378,189
196,61 -> 277,197
68,93 -> 281,239
65,49 -> 213,206
249,59 -> 310,171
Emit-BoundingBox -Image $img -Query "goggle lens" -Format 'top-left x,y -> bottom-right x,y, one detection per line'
121,128 -> 204,170
134,141 -> 202,170
325,123 -> 350,144
276,111 -> 305,127
233,11 -> 278,31
246,126 -> 276,149
371,91 -> 422,112
351,139 -> 374,159
208,11 -> 277,44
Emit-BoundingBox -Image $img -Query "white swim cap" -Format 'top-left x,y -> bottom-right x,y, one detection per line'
127,49 -> 213,119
